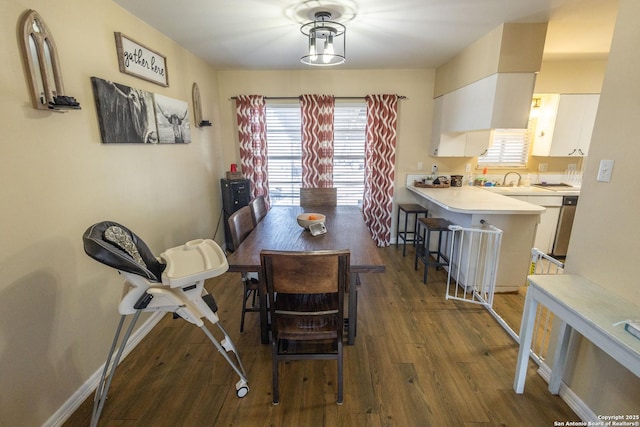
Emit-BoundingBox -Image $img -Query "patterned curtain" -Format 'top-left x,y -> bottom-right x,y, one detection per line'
235,95 -> 270,207
363,94 -> 398,247
300,95 -> 335,188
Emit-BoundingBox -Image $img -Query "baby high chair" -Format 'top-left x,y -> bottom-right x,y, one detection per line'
83,221 -> 249,427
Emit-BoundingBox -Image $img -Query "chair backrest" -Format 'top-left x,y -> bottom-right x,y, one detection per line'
300,187 -> 337,207
83,221 -> 165,282
227,205 -> 255,252
260,249 -> 349,341
249,196 -> 268,225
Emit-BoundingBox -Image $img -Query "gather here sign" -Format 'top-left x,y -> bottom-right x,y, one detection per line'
115,32 -> 169,87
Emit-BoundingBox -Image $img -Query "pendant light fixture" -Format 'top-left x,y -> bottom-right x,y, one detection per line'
300,11 -> 346,66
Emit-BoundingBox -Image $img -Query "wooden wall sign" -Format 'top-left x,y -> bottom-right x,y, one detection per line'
114,32 -> 169,87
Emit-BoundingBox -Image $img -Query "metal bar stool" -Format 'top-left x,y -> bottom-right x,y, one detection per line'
396,203 -> 429,256
414,217 -> 454,284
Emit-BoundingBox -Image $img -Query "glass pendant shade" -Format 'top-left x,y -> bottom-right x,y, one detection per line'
300,11 -> 345,66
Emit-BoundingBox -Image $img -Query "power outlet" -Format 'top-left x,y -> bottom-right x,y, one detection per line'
431,164 -> 438,174
465,163 -> 472,173
538,163 -> 548,172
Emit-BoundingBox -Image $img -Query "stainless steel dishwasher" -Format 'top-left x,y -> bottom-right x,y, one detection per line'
552,195 -> 578,257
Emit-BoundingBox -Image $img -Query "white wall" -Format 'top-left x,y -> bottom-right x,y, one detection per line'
0,0 -> 224,425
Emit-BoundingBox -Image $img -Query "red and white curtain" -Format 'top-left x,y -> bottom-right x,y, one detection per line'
363,94 -> 398,247
235,95 -> 270,206
300,95 -> 335,188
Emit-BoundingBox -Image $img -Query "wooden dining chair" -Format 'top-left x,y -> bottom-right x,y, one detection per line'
248,195 -> 268,226
299,187 -> 337,207
227,205 -> 260,332
260,249 -> 350,405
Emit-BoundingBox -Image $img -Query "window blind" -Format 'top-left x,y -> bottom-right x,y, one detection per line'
478,128 -> 530,167
333,103 -> 366,206
265,102 -> 366,206
265,104 -> 302,205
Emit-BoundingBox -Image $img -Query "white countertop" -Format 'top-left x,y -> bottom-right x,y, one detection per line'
407,185 -> 546,215
482,185 -> 580,196
480,186 -> 556,196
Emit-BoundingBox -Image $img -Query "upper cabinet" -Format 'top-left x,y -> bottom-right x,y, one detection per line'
441,73 -> 536,132
430,73 -> 534,157
532,94 -> 600,157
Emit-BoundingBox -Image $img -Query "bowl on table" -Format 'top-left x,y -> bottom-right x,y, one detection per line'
296,213 -> 325,230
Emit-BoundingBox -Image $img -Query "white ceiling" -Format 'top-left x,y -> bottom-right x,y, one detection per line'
113,0 -> 618,70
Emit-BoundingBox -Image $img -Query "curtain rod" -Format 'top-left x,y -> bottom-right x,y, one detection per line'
229,95 -> 406,101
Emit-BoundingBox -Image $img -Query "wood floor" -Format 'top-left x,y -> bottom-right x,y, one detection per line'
64,244 -> 578,427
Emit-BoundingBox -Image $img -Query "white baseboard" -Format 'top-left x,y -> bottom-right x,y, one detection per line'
537,364 -> 598,422
44,311 -> 165,427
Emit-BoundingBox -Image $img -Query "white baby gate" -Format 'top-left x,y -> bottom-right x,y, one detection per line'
444,223 -> 565,369
445,221 -> 503,308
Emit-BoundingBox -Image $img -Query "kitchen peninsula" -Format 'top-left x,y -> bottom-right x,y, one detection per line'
407,183 -> 545,292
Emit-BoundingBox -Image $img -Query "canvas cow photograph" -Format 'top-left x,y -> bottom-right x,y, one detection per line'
91,77 -> 158,144
153,93 -> 191,144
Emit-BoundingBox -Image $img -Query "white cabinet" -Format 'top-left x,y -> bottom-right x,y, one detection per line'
442,73 -> 536,132
431,97 -> 494,157
534,206 -> 561,253
431,73 -> 535,157
510,195 -> 562,254
430,129 -> 493,157
532,94 -> 600,157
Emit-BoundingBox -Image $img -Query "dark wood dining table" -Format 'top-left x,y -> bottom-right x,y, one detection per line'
226,205 -> 386,344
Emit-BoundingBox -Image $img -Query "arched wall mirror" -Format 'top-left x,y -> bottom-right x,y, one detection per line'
193,82 -> 202,125
19,9 -> 78,111
192,82 -> 211,127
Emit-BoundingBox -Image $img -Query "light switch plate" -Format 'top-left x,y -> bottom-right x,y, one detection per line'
596,159 -> 614,182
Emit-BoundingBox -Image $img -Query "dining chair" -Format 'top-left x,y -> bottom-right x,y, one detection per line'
249,195 -> 268,226
299,187 -> 337,207
227,205 -> 260,332
260,249 -> 350,405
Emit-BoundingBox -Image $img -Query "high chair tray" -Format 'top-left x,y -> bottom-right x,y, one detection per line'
160,239 -> 229,287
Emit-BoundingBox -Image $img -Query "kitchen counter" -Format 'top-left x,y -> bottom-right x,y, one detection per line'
406,184 -> 543,292
407,185 -> 546,214
483,184 -> 580,196
480,185 -> 558,196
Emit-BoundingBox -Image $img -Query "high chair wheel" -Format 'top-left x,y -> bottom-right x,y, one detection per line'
237,386 -> 249,398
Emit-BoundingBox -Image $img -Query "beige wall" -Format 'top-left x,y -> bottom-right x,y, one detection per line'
1,0 -> 636,423
434,23 -> 547,97
216,69 -> 450,209
560,0 -> 640,415
0,0 -> 224,425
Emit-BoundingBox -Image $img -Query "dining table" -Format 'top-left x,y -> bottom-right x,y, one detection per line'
225,205 -> 386,345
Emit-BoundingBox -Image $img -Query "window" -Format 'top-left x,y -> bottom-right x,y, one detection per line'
477,126 -> 531,168
265,102 -> 367,206
265,104 -> 301,205
333,103 -> 367,205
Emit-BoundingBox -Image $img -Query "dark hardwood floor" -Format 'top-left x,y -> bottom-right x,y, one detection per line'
64,244 -> 578,426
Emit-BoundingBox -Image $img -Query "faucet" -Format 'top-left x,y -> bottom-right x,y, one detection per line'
502,171 -> 522,187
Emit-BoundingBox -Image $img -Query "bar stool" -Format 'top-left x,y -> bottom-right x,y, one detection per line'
414,217 -> 454,284
396,204 -> 429,256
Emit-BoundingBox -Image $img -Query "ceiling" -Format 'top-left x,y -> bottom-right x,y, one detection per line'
113,0 -> 618,70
